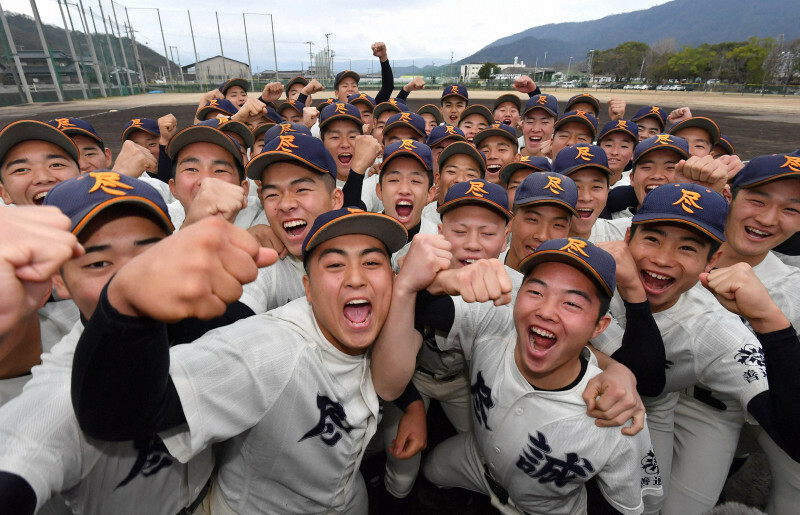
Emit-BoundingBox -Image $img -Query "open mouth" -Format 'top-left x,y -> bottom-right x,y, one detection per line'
744,226 -> 772,241
395,200 -> 413,220
577,208 -> 593,219
282,219 -> 308,238
486,164 -> 501,176
528,136 -> 542,146
448,115 -> 458,123
528,325 -> 557,357
458,257 -> 479,268
343,298 -> 372,328
32,191 -> 48,205
641,269 -> 675,295
338,153 -> 352,166
644,184 -> 662,195
503,118 -> 512,125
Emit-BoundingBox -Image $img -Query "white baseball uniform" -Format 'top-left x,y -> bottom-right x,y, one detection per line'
160,298 -> 380,513
166,197 -> 264,231
422,298 -> 661,514
420,201 -> 441,228
589,217 -> 631,244
238,254 -> 307,314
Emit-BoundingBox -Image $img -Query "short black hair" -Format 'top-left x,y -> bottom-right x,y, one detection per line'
378,162 -> 433,189
628,223 -> 721,261
522,263 -> 611,323
302,241 -> 390,272
319,119 -> 363,141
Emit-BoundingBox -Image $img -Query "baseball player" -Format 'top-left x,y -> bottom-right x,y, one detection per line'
426,124 -> 467,177
417,104 -> 443,135
565,93 -> 601,119
712,134 -> 735,159
597,119 -> 638,188
498,155 -> 551,209
382,112 -> 428,146
550,110 -> 599,160
371,99 -> 409,144
520,93 -> 558,158
347,92 -> 377,132
420,141 -> 486,228
492,93 -> 522,129
46,118 -> 112,173
457,104 -> 494,144
284,75 -> 308,102
474,123 -> 521,184
276,99 -> 305,124
372,236 -> 659,514
631,106 -> 668,142
668,116 -> 721,158
121,118 -> 160,162
218,77 -> 249,107
440,84 -> 469,125
375,139 -> 436,234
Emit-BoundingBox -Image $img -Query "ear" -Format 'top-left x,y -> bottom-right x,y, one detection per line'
104,148 -> 113,168
376,181 -> 383,202
705,248 -> 723,272
501,223 -> 511,252
722,184 -> 732,203
592,314 -> 612,339
331,186 -> 344,209
168,178 -> 176,197
513,152 -> 521,162
624,227 -> 631,244
426,184 -> 437,204
302,274 -> 312,302
437,223 -> 443,235
0,183 -> 12,205
241,179 -> 250,197
52,273 -> 72,301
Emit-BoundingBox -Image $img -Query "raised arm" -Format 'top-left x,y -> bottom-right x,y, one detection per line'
372,42 -> 394,104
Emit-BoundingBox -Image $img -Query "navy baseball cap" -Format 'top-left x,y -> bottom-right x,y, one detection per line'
285,76 -> 308,93
632,106 -> 668,130
417,104 -> 443,125
632,182 -> 727,243
597,120 -> 638,145
384,112 -> 427,140
716,134 -> 735,156
441,84 -> 468,103
522,94 -> 558,118
438,179 -> 512,220
302,207 -> 407,260
263,106 -> 284,125
633,134 -> 690,164
43,170 -> 173,236
493,93 -> 522,112
374,99 -> 409,120
0,120 -> 79,165
166,125 -> 244,168
565,93 -> 600,115
519,237 -> 616,297
197,118 -> 254,150
555,110 -> 599,139
499,156 -> 551,185
459,105 -> 494,127
262,122 -> 312,146
731,153 -> 800,190
513,171 -> 578,216
252,122 -> 277,142
426,124 -> 466,147
196,99 -> 239,119
381,139 -> 433,174
473,123 -> 519,150
315,97 -> 337,113
246,132 -> 337,181
334,70 -> 360,88
347,93 -> 376,110
438,141 -> 487,177
552,144 -> 613,178
276,99 -> 304,116
48,117 -> 104,147
320,102 -> 363,129
668,116 -> 721,146
121,118 -> 159,142
218,78 -> 249,95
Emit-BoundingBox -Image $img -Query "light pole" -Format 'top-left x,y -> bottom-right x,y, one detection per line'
243,13 -> 279,83
123,5 -> 171,84
567,56 -> 573,83
170,46 -> 184,83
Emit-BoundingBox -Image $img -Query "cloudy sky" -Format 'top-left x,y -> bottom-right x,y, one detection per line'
5,0 -> 666,73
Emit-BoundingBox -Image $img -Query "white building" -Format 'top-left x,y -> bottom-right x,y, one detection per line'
460,56 -> 526,81
182,56 -> 251,84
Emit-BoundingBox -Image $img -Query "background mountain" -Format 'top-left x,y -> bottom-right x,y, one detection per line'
460,0 -> 800,67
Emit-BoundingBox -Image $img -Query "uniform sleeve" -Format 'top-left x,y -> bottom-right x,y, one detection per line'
595,433 -> 662,515
441,298 -> 514,360
238,265 -> 278,314
342,171 -> 368,210
610,301 -> 666,397
374,60 -> 394,104
157,144 -> 172,185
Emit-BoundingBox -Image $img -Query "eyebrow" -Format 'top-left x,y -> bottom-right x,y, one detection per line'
82,236 -> 163,255
262,176 -> 316,191
525,276 -> 592,302
525,207 -> 570,221
317,246 -> 389,260
749,189 -> 800,204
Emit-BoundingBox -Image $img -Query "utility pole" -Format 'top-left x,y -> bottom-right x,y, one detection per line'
0,3 -> 33,103
57,0 -> 88,99
154,9 -> 171,84
305,41 -> 314,78
30,0 -> 64,101
216,11 -> 226,79
98,1 -> 122,93
124,7 -> 146,89
324,33 -> 331,79
242,14 -> 253,90
111,1 -> 134,90
449,51 -> 453,81
77,0 -> 106,96
170,46 -> 183,83
187,10 -> 200,87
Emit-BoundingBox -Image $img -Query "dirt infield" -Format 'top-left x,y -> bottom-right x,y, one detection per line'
0,89 -> 798,160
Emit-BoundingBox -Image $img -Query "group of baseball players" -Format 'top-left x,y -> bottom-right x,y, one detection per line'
1,40 -> 800,515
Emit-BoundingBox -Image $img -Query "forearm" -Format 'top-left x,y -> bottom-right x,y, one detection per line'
610,301 -> 666,396
71,284 -> 186,441
156,145 -> 172,184
342,170 -> 367,210
168,301 -> 254,344
0,472 -> 35,515
375,60 -> 394,104
371,287 -> 422,400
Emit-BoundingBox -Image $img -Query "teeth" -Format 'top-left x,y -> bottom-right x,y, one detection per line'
578,208 -> 592,212
487,165 -> 501,171
397,200 -> 412,206
34,192 -> 47,200
283,220 -> 306,228
645,270 -> 671,281
532,327 -> 556,339
530,137 -> 541,141
464,259 -> 476,264
340,153 -> 352,158
347,299 -> 369,305
645,185 -> 659,192
747,227 -> 770,236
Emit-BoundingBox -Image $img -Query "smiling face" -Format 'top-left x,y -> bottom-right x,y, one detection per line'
440,204 -> 509,268
335,77 -> 359,102
725,180 -> 800,262
631,149 -> 681,206
377,156 -> 434,230
522,111 -> 555,156
224,85 -> 248,108
636,118 -> 661,142
508,204 -> 571,269
569,168 -> 609,239
551,122 -> 593,158
260,163 -> 343,257
478,135 -> 518,184
627,223 -> 719,312
437,153 -> 482,204
371,111 -> 395,144
599,132 -> 635,181
420,113 -> 439,135
169,142 -> 244,211
53,208 -> 168,318
287,83 -> 305,100
458,114 -> 489,144
441,96 -> 467,125
514,261 -> 610,389
71,134 -> 112,174
0,140 -> 80,205
354,104 -> 374,131
127,130 -> 160,160
303,233 -> 394,355
673,127 -> 712,157
494,101 -> 521,128
322,119 -> 361,181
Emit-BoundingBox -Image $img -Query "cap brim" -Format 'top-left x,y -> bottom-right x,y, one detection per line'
417,105 -> 443,123
438,143 -> 486,176
442,93 -> 468,102
632,214 -> 724,243
166,126 -> 243,166
438,196 -> 512,220
523,105 -> 557,118
384,121 -> 426,140
122,125 -> 159,142
252,123 -> 277,139
567,96 -> 600,113
473,128 -> 518,150
72,195 -> 174,237
459,107 -> 494,126
246,149 -> 332,181
499,162 -> 548,185
519,249 -> 612,297
598,127 -> 637,144
427,133 -> 466,147
382,149 -> 432,173
514,197 -> 579,217
632,112 -> 666,129
562,163 -> 613,177
335,71 -> 360,88
735,170 -> 800,189
555,116 -> 597,139
669,118 -> 720,145
0,120 -> 80,164
305,211 -> 408,257
494,94 -> 522,110
319,113 -> 363,129
221,78 -> 249,94
634,143 -> 689,163
219,120 -> 255,149
286,76 -> 309,91
61,127 -> 104,146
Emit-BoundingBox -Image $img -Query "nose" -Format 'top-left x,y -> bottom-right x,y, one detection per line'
344,260 -> 367,289
464,230 -> 481,251
754,204 -> 779,227
278,190 -> 298,212
31,164 -> 57,185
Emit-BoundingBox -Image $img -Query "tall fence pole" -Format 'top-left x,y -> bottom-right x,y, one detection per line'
110,1 -> 134,90
30,0 -> 64,101
155,9 -> 172,84
0,4 -> 33,103
77,0 -> 106,96
242,14 -> 253,90
124,8 -> 146,90
269,13 -> 278,82
187,10 -> 201,88
98,1 -> 122,93
57,0 -> 88,99
216,11 -> 226,80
